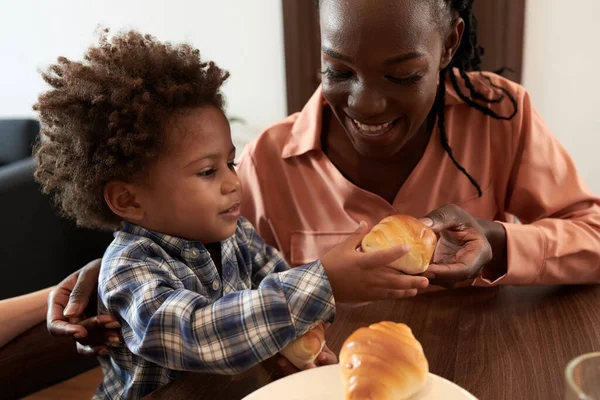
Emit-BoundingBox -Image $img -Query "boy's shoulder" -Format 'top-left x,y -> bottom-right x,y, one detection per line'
104,229 -> 168,260
100,230 -> 173,283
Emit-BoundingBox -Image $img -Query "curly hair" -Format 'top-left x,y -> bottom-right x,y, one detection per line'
33,29 -> 230,231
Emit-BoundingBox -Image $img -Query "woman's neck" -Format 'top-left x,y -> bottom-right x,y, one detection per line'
322,107 -> 435,204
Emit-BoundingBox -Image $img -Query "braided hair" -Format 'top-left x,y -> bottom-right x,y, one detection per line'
436,0 -> 517,196
315,0 -> 518,196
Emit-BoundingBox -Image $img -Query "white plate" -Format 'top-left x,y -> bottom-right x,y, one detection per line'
243,364 -> 478,400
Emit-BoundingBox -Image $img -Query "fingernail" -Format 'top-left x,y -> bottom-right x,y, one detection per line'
99,348 -> 109,356
64,304 -> 78,317
105,322 -> 121,329
108,336 -> 122,344
420,218 -> 433,227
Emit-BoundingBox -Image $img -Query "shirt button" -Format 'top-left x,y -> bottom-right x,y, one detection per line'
212,280 -> 220,291
190,247 -> 200,259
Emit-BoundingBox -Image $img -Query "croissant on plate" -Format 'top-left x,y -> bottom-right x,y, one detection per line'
340,322 -> 429,400
361,215 -> 437,275
279,324 -> 326,369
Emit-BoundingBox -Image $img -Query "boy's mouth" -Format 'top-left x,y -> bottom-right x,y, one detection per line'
220,202 -> 241,218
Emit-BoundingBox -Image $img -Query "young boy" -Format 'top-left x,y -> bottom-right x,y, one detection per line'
33,30 -> 428,399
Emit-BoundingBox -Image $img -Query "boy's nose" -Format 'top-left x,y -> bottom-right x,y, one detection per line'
221,170 -> 241,194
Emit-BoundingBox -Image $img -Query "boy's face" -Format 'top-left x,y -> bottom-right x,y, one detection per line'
137,106 -> 241,243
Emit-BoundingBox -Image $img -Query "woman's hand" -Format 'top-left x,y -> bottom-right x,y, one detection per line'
47,259 -> 122,355
419,204 -> 494,287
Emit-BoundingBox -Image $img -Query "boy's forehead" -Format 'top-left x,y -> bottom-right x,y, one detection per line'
164,106 -> 233,160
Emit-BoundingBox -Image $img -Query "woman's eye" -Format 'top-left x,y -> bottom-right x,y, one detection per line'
322,67 -> 353,80
228,161 -> 238,169
386,73 -> 423,85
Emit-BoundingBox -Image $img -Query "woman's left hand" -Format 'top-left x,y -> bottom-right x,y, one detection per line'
419,204 -> 493,287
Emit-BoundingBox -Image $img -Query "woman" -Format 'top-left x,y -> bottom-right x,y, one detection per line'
1,262 -> 121,354
0,287 -> 53,349
47,0 -> 600,357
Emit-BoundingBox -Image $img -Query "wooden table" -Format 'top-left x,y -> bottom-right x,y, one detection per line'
0,322 -> 99,400
144,285 -> 600,400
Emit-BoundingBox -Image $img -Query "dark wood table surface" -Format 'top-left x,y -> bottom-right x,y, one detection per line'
0,322 -> 99,399
144,285 -> 600,400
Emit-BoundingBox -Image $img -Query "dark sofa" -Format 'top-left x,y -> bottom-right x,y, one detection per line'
0,118 -> 112,398
0,118 -> 113,300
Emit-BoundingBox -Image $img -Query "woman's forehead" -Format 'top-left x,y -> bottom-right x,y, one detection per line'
319,0 -> 442,60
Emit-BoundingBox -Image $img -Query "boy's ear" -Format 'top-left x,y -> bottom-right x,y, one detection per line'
104,181 -> 145,222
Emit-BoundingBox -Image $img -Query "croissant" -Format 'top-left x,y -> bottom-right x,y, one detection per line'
279,324 -> 326,369
340,322 -> 429,400
361,215 -> 437,274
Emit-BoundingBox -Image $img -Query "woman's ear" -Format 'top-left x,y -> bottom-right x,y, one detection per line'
440,17 -> 465,69
104,181 -> 145,222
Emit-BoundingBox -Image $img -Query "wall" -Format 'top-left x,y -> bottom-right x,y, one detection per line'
0,0 -> 288,151
2,1 -> 598,193
522,0 -> 600,194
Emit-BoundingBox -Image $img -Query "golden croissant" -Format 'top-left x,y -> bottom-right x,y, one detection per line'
279,324 -> 326,369
340,322 -> 429,400
361,215 -> 437,274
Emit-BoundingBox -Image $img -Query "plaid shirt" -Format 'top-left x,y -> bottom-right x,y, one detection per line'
94,217 -> 335,399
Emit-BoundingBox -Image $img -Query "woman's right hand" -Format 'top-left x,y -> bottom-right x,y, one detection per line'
47,259 -> 122,356
321,221 -> 429,303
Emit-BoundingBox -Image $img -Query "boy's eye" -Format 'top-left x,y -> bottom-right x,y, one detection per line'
197,169 -> 216,177
228,161 -> 238,169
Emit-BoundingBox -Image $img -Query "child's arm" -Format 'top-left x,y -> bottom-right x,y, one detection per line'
102,255 -> 334,375
239,216 -> 335,325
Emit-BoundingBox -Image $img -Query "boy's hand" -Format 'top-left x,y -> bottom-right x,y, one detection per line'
321,221 -> 429,303
276,344 -> 338,376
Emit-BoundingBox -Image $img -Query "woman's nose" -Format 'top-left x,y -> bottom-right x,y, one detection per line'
347,82 -> 387,119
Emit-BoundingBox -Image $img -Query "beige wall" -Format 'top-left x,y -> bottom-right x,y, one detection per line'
523,0 -> 600,194
0,0 -> 288,151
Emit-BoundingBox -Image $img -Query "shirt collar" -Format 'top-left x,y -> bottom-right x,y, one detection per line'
281,86 -> 326,159
120,221 -> 209,261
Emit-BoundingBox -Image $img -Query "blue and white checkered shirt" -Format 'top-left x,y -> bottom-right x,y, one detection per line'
94,217 -> 335,399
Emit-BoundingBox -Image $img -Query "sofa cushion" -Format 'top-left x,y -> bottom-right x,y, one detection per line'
0,119 -> 40,166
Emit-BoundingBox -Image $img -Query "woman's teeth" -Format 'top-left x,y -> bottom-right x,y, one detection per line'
353,119 -> 393,134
